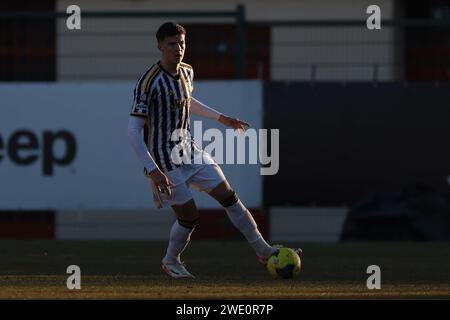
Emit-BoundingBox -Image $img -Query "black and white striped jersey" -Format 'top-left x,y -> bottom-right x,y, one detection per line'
130,61 -> 199,172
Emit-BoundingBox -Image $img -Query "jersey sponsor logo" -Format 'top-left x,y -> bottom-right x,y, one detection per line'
170,99 -> 187,111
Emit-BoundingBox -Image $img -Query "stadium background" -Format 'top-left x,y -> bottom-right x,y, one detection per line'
1,0 -> 450,299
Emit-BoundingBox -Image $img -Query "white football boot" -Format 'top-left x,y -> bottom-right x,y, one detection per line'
161,258 -> 195,279
257,245 -> 303,266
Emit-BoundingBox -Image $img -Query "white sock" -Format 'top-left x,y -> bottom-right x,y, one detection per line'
163,220 -> 194,264
224,200 -> 276,258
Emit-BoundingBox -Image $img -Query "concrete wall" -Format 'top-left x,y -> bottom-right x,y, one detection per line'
58,0 -> 393,20
57,0 -> 397,81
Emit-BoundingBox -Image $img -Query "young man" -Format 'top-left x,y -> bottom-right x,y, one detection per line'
128,22 -> 298,278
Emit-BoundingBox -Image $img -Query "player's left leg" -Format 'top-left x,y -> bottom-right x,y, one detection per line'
207,180 -> 277,260
188,156 -> 290,263
208,180 -> 303,264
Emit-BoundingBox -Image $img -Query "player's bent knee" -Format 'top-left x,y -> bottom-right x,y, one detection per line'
210,181 -> 232,194
219,191 -> 239,208
177,217 -> 199,229
172,199 -> 199,222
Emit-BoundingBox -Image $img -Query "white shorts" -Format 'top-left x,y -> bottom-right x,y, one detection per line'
149,151 -> 227,207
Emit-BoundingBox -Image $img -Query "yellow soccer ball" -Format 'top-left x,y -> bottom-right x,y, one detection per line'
267,247 -> 301,279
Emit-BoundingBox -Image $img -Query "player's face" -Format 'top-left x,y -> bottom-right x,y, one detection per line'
159,34 -> 185,65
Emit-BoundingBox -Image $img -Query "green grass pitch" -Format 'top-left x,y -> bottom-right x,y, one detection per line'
0,240 -> 449,299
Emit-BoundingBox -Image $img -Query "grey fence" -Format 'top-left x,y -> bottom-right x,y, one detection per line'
1,6 -> 449,82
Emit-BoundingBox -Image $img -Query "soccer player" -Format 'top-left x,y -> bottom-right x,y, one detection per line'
127,22 -> 298,278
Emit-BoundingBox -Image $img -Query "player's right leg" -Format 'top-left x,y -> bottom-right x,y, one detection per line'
161,198 -> 198,279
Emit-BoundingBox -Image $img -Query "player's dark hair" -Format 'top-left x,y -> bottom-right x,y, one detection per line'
156,22 -> 186,42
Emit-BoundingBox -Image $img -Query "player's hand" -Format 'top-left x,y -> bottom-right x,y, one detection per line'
148,169 -> 173,198
219,115 -> 250,132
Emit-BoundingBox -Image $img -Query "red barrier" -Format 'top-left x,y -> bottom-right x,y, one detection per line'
191,208 -> 269,240
0,211 -> 55,239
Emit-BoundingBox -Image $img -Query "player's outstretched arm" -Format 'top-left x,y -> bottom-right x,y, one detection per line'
190,97 -> 250,131
218,114 -> 250,132
190,97 -> 222,120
